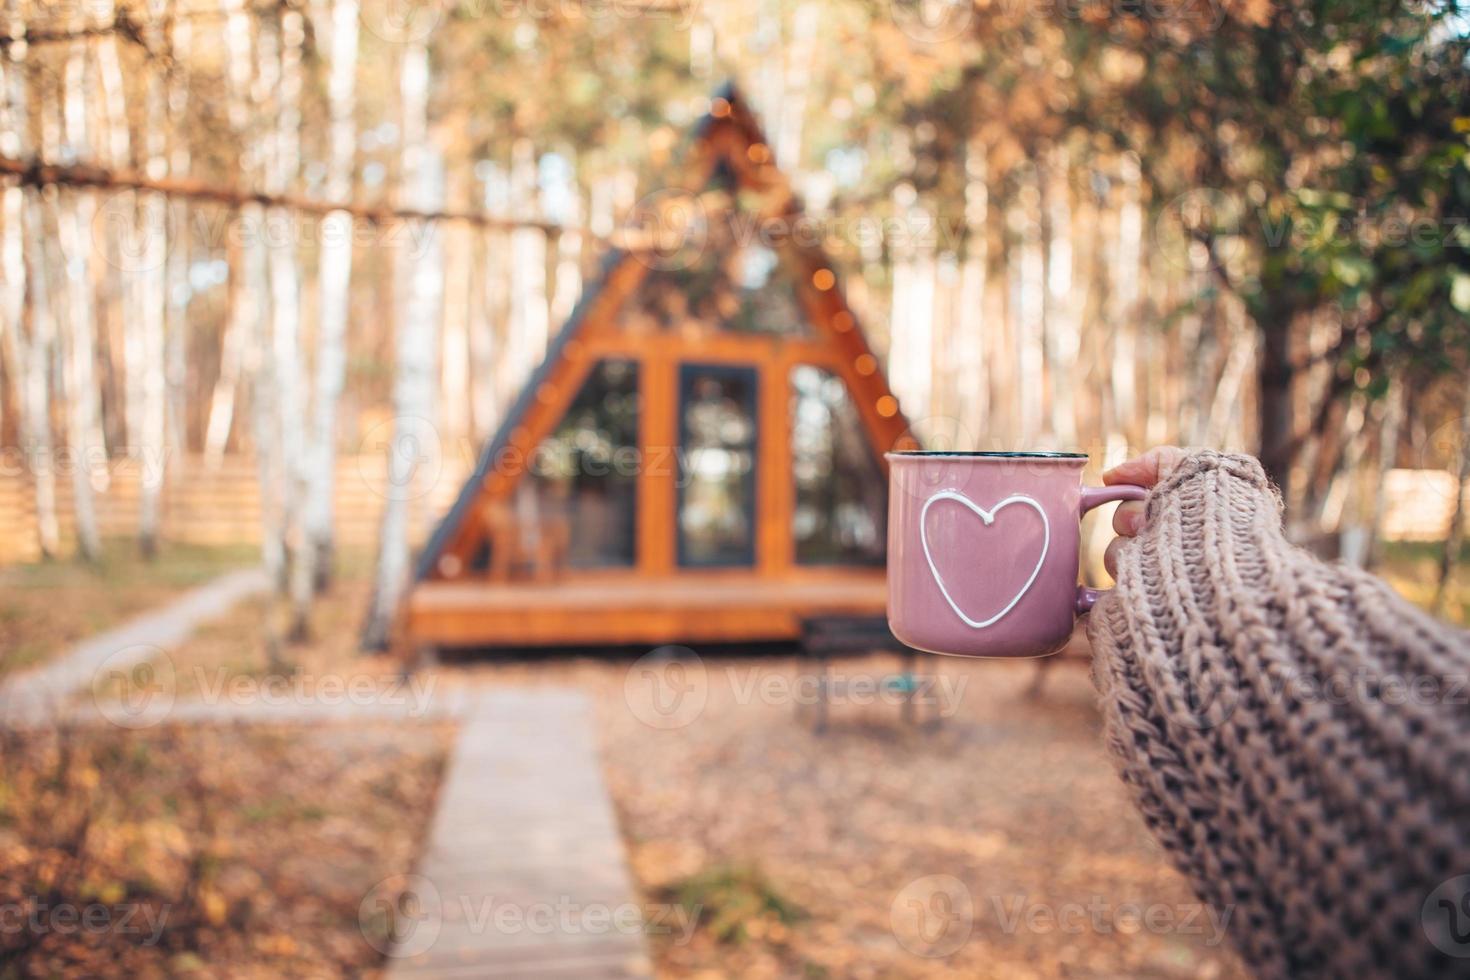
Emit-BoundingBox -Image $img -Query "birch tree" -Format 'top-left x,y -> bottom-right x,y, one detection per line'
548,153 -> 582,328
508,139 -> 547,384
304,0 -> 360,594
439,219 -> 471,449
249,12 -> 285,588
1011,166 -> 1045,446
1364,369 -> 1405,570
1436,384 -> 1470,615
203,0 -> 258,467
1205,300 -> 1255,448
55,38 -> 103,562
1042,143 -> 1078,448
137,0 -> 172,557
3,9 -> 59,558
471,164 -> 511,439
1110,153 -> 1142,448
0,12 -> 22,454
363,38 -> 444,651
956,136 -> 988,445
267,8 -> 310,631
93,0 -> 139,459
165,15 -> 192,463
22,187 -> 60,558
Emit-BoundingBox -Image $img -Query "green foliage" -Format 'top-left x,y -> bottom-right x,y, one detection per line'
663,863 -> 805,944
1057,1 -> 1470,385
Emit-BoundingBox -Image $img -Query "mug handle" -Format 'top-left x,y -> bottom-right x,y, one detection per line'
1075,484 -> 1150,615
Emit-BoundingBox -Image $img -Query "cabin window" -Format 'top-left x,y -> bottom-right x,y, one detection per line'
677,363 -> 759,567
790,365 -> 886,565
527,358 -> 640,569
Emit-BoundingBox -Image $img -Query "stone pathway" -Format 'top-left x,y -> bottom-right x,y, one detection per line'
0,567 -> 270,726
386,690 -> 652,979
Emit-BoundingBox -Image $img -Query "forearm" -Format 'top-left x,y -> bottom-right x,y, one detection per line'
1088,451 -> 1470,979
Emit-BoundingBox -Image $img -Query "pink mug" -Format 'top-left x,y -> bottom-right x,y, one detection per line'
886,451 -> 1148,658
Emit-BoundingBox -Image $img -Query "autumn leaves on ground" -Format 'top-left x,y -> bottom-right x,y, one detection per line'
3,543 -> 1465,977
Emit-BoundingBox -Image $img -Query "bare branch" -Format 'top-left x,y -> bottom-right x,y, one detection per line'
0,154 -> 577,234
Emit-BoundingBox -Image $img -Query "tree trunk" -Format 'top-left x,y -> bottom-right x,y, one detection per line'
1205,304 -> 1255,448
1434,383 -> 1470,615
362,35 -> 444,651
202,273 -> 245,465
266,8 -> 311,634
1012,167 -> 1045,446
1042,143 -> 1078,448
304,0 -> 360,594
1110,154 -> 1142,448
137,4 -> 171,558
21,190 -> 60,558
52,34 -> 104,561
0,46 -> 21,456
203,0 -> 258,469
1365,369 -> 1405,570
471,212 -> 508,441
1255,242 -> 1298,497
232,6 -> 284,587
508,139 -> 547,385
11,22 -> 60,560
774,3 -> 818,172
56,190 -> 105,563
956,135 -> 988,446
440,220 -> 472,451
165,15 -> 192,465
93,0 -> 141,462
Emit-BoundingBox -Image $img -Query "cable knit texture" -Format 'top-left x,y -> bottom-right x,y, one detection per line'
1087,450 -> 1470,979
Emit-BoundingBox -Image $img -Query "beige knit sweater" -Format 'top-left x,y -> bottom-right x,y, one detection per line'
1088,450 -> 1470,979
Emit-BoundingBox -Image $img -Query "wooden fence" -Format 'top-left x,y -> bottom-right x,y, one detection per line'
0,454 -> 469,564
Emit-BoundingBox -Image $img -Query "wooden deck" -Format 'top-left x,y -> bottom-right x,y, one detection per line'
406,571 -> 887,649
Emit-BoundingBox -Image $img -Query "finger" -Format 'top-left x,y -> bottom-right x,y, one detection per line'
1104,536 -> 1126,580
1103,446 -> 1189,489
1112,500 -> 1146,537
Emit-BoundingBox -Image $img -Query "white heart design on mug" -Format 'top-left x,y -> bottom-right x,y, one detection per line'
919,490 -> 1051,629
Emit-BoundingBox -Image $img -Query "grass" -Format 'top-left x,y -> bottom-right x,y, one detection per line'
1376,539 -> 1470,626
0,539 -> 258,677
660,864 -> 806,945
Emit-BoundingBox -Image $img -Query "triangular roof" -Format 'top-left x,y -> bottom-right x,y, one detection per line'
413,82 -> 913,583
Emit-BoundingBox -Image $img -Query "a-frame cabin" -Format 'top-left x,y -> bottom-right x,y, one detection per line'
404,84 -> 916,651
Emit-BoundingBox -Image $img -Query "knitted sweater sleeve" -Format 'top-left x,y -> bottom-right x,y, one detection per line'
1086,450 -> 1470,979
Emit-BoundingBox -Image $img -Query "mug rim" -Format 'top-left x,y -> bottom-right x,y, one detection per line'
886,450 -> 1089,460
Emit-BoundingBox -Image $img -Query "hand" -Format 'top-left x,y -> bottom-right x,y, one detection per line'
1101,446 -> 1189,579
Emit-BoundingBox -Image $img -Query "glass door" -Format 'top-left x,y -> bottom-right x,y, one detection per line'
676,363 -> 759,567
